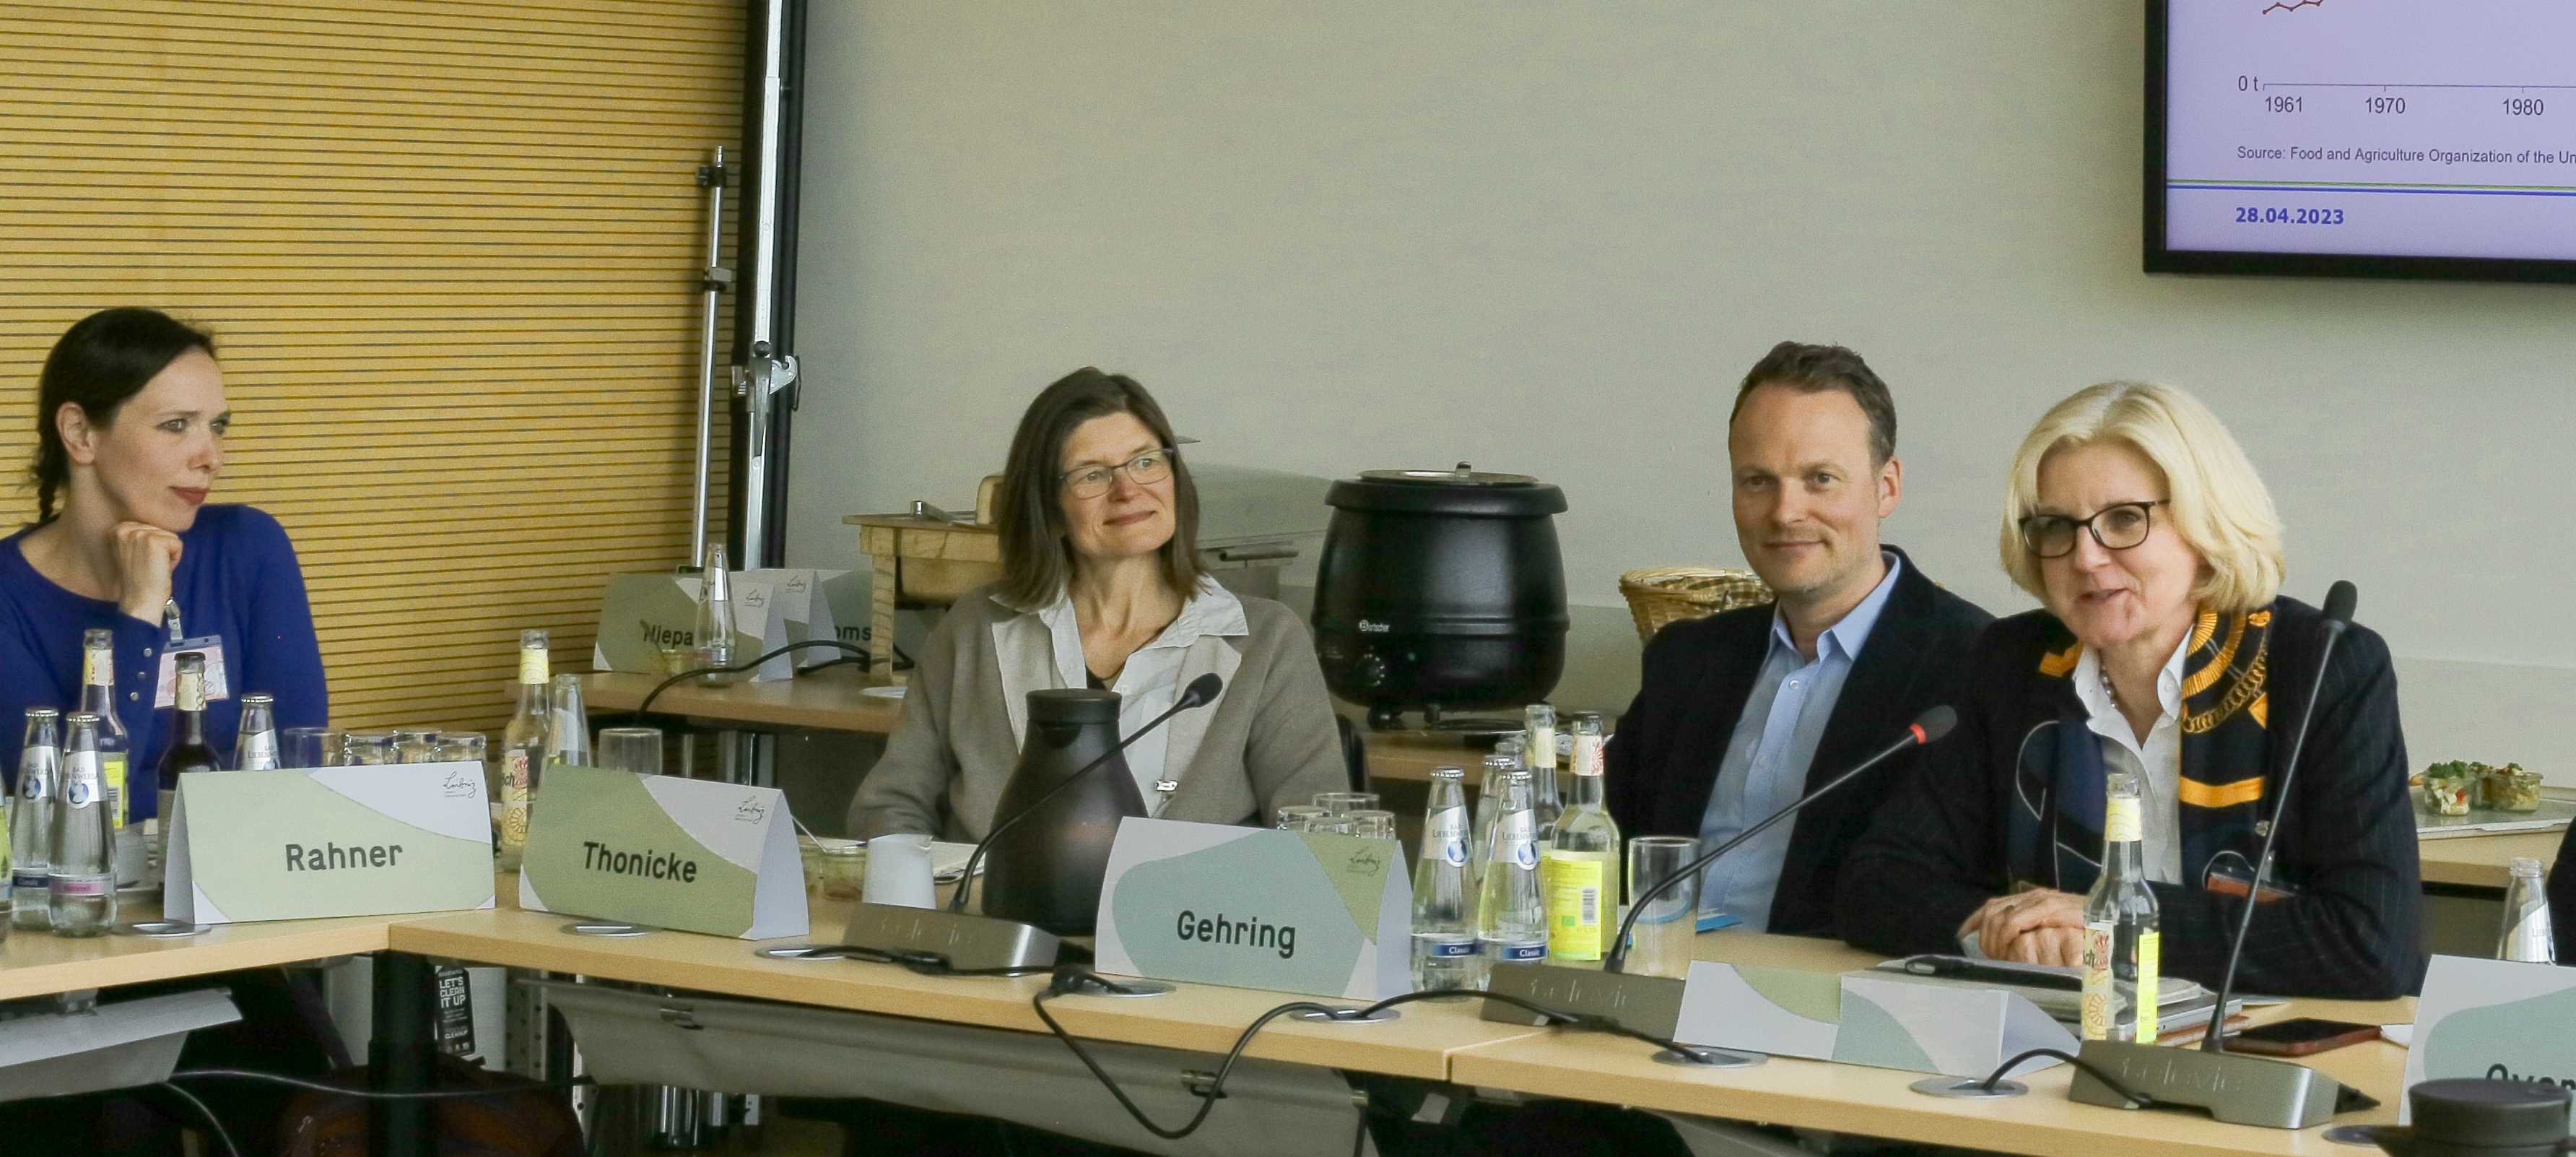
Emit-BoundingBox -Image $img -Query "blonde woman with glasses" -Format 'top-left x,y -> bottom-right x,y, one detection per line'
848,368 -> 1345,842
1837,381 -> 2422,1000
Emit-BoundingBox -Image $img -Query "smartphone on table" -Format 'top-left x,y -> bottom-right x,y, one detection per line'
2219,1017 -> 2380,1057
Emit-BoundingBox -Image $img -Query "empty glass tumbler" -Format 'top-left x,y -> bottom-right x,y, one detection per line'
1623,836 -> 1702,978
598,727 -> 665,776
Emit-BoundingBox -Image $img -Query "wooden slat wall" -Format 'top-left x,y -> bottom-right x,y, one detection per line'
1,0 -> 746,736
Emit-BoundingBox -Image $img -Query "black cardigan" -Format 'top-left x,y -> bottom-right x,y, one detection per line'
1837,598 -> 2427,1000
1603,546 -> 1992,938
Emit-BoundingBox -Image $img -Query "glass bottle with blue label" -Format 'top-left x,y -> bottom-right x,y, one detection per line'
11,709 -> 61,931
234,693 -> 282,771
77,629 -> 144,888
1467,749 -> 1515,906
51,713 -> 118,937
1412,765 -> 1482,992
1476,771 -> 1547,971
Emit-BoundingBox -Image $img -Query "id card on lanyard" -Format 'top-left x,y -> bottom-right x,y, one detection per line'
152,599 -> 232,708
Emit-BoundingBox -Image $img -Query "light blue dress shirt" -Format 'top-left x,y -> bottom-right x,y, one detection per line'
1697,552 -> 1902,932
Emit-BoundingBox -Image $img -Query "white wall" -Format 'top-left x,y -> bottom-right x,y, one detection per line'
788,1 -> 2576,778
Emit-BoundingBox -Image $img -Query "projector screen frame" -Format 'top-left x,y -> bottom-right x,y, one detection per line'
2141,0 -> 2576,285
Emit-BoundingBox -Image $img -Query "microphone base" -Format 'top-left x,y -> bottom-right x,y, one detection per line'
2066,1039 -> 2344,1129
839,903 -> 1063,974
1477,961 -> 1687,1040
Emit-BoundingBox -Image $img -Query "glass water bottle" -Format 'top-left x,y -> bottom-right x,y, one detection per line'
50,713 -> 118,936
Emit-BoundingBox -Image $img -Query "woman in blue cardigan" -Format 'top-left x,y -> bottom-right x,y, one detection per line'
3,307 -> 327,809
2,308 -> 338,1155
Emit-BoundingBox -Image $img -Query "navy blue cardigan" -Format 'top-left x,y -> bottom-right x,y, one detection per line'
2,505 -> 328,818
1838,599 -> 2427,1000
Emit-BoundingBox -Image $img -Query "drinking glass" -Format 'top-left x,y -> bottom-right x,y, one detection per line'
343,732 -> 398,766
432,734 -> 487,767
281,727 -> 347,769
1274,805 -> 1327,831
1305,815 -> 1359,836
1344,809 -> 1398,841
393,729 -> 442,763
1624,836 -> 1702,979
598,727 -> 664,776
1311,792 -> 1378,815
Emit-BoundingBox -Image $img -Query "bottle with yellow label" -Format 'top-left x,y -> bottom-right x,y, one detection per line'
495,629 -> 552,872
1542,712 -> 1620,965
2081,769 -> 2161,1043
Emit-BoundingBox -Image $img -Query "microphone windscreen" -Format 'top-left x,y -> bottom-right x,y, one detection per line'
2322,580 -> 2357,626
1913,705 -> 1959,743
1178,672 -> 1224,708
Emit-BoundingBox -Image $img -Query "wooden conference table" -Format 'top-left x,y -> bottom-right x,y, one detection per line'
586,667 -> 2562,891
0,883 -> 2411,1157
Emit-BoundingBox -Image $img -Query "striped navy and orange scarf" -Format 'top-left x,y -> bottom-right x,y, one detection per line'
2009,607 -> 2278,894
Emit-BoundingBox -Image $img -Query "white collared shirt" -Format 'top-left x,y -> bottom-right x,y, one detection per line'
2072,634 -> 2190,885
1032,578 -> 1249,807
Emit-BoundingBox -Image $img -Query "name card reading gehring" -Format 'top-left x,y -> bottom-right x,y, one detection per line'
2405,955 -> 2576,1129
1092,818 -> 1411,1000
518,766 -> 807,940
163,761 -> 497,925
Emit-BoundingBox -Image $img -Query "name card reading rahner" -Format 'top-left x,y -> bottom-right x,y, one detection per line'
165,761 -> 497,924
518,766 -> 806,940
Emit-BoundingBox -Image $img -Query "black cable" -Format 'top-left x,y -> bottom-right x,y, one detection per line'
169,1067 -> 599,1101
1349,1109 -> 1368,1157
156,1080 -> 242,1157
632,638 -> 869,720
1028,966 -> 1713,1142
819,942 -> 1056,979
1977,1047 -> 2159,1107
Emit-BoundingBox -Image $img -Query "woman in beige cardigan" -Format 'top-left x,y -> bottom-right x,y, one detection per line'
849,368 -> 1347,841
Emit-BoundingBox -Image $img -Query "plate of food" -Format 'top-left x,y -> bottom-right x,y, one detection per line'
2411,759 -> 2573,836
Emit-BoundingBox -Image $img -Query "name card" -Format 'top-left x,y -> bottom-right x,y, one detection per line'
1093,818 -> 1411,1000
517,766 -> 806,940
2405,954 -> 2576,1128
740,568 -> 867,670
1673,963 -> 2074,1078
591,571 -> 794,682
164,762 -> 497,924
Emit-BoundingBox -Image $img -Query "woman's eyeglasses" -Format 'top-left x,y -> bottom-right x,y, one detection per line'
2020,500 -> 2168,559
1059,447 -> 1176,498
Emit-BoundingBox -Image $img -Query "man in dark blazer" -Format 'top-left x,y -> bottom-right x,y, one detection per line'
1606,342 -> 1990,938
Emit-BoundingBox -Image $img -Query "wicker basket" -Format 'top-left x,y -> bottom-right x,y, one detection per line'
1617,566 -> 1773,642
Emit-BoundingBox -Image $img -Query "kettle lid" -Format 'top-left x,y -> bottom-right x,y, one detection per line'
1357,464 -> 1540,487
1330,462 -> 1567,518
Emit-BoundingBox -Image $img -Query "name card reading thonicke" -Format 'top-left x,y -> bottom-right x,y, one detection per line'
1091,818 -> 1411,1000
163,761 -> 497,924
517,766 -> 807,940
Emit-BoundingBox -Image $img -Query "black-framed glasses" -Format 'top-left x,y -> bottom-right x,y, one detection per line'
1058,447 -> 1176,498
2020,500 -> 2169,559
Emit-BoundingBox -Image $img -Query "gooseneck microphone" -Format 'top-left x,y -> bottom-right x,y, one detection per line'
2202,579 -> 2355,1053
948,672 -> 1224,914
1604,705 -> 1959,973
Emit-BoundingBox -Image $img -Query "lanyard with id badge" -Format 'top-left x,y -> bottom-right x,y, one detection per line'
153,599 -> 232,708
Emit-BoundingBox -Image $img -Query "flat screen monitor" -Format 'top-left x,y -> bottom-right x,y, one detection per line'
2147,0 -> 2576,282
